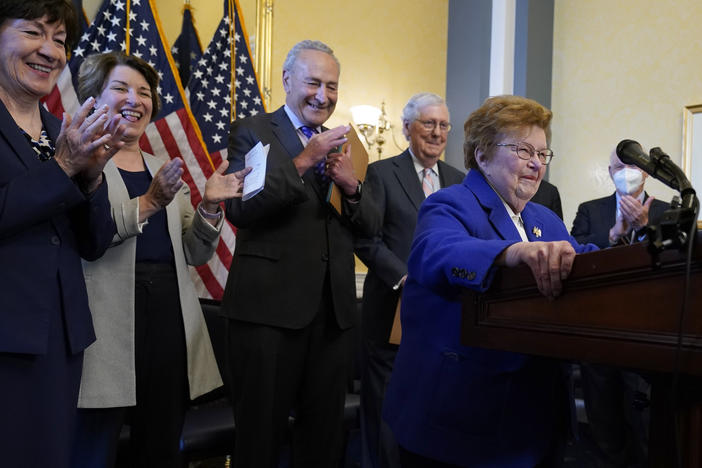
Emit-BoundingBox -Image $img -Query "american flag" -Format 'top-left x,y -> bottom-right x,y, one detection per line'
44,0 -> 234,299
185,0 -> 265,298
187,0 -> 265,160
171,4 -> 202,88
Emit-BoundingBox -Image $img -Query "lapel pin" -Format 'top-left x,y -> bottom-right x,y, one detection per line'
532,226 -> 542,238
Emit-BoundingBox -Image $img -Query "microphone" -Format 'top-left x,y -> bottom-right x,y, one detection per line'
616,139 -> 680,190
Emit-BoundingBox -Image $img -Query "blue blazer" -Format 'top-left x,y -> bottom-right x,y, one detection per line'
383,170 -> 597,467
0,102 -> 114,355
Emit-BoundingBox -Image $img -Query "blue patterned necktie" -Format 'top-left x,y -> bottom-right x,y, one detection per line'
299,125 -> 329,189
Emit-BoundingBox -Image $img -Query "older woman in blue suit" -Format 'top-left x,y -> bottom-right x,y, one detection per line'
383,95 -> 598,467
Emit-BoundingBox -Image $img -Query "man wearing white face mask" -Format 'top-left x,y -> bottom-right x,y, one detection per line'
570,148 -> 668,467
571,149 -> 668,247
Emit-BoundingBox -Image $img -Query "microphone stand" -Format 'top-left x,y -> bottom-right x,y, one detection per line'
643,147 -> 699,258
637,147 -> 700,468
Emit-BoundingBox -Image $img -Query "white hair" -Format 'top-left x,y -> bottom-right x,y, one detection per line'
282,40 -> 340,73
401,92 -> 448,139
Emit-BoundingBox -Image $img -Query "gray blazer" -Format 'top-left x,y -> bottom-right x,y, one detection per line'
78,152 -> 222,408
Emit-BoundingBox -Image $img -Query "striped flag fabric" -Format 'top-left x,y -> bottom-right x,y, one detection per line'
184,0 -> 266,298
43,0 -> 235,299
171,3 -> 203,88
187,0 -> 265,166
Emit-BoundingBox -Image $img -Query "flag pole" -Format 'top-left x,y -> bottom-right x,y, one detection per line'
125,0 -> 131,53
229,0 -> 235,123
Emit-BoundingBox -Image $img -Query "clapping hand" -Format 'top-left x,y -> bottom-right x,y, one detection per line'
293,125 -> 349,176
202,161 -> 253,212
142,158 -> 184,212
54,97 -> 126,190
619,195 -> 653,231
609,196 -> 654,244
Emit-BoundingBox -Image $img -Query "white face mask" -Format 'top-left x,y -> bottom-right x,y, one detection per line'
612,167 -> 644,195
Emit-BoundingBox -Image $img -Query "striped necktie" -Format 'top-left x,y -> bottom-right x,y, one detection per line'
422,168 -> 435,198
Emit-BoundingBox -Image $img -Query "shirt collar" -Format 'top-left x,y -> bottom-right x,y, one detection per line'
408,147 -> 439,175
283,105 -> 321,133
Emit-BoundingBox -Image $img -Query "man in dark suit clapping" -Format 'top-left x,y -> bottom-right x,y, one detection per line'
222,40 -> 380,468
355,93 -> 464,468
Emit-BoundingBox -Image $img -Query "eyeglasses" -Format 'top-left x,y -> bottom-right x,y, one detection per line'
416,119 -> 452,132
495,142 -> 554,165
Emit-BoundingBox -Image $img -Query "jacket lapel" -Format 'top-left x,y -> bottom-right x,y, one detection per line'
392,150 -> 425,211
604,193 -> 618,228
437,160 -> 451,187
40,106 -> 61,146
270,107 -> 328,202
521,205 -> 546,241
103,159 -> 131,204
467,169 -> 521,241
0,101 -> 44,170
270,107 -> 304,160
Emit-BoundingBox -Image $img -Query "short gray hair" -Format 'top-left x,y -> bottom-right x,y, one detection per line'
401,92 -> 448,138
282,40 -> 340,73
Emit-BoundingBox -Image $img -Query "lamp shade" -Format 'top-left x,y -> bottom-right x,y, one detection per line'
350,105 -> 382,127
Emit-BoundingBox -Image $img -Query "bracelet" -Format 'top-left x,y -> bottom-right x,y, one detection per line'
198,203 -> 222,220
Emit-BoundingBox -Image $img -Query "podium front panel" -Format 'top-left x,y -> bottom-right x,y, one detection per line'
461,240 -> 702,375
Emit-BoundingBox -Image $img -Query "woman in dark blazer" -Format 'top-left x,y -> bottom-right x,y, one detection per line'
0,1 -> 125,467
383,95 -> 598,467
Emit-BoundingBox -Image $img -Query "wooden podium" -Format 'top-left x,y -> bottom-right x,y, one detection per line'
461,238 -> 702,467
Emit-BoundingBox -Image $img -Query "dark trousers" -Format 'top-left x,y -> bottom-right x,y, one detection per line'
399,443 -> 564,468
72,263 -> 189,468
225,282 -> 352,468
398,447 -> 462,468
360,339 -> 400,468
580,363 -> 650,467
0,302 -> 83,468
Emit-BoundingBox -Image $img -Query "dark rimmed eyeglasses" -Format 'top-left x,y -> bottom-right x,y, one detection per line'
495,142 -> 554,165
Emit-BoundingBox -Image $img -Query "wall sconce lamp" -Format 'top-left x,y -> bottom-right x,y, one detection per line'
350,102 -> 392,159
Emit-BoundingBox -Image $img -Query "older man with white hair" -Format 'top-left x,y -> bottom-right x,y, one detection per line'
355,92 -> 464,468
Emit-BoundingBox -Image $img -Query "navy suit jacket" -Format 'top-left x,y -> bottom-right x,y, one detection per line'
222,106 -> 380,329
0,102 -> 114,354
571,192 -> 669,248
383,169 -> 596,467
355,150 -> 464,344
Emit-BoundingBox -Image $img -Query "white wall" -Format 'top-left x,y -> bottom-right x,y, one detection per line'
551,0 -> 702,229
